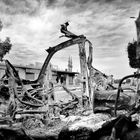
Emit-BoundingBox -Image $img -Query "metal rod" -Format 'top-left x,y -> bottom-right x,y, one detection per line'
114,73 -> 140,116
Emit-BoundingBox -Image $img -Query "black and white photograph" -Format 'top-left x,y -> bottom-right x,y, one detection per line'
0,0 -> 140,139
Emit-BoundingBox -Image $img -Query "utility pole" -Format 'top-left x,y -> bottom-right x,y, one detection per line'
135,12 -> 140,106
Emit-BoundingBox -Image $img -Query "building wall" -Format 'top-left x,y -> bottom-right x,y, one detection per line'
0,64 -> 40,81
0,65 -> 5,78
0,63 -> 78,86
69,75 -> 73,85
25,68 -> 40,80
16,67 -> 26,79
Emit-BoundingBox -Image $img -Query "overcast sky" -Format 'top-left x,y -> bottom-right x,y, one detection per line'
0,0 -> 140,78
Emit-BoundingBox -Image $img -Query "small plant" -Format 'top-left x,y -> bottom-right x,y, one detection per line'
127,41 -> 140,68
0,20 -> 12,61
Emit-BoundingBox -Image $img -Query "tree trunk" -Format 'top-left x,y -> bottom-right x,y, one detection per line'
78,41 -> 90,107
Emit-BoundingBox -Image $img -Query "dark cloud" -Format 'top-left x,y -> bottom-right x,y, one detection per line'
105,0 -> 116,2
75,0 -> 90,4
0,0 -> 139,15
2,0 -> 13,6
0,0 -> 92,16
0,0 -> 40,15
63,0 -> 91,7
0,0 -> 138,17
45,0 -> 58,6
0,0 -> 60,15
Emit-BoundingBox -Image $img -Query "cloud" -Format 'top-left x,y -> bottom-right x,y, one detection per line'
0,0 -> 140,78
0,0 -> 40,15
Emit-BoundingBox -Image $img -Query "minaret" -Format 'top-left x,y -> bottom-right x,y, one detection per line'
68,56 -> 72,72
70,57 -> 73,72
68,56 -> 70,71
0,19 -> 3,31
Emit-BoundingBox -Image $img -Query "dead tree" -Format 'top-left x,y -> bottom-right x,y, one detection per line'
0,22 -> 95,122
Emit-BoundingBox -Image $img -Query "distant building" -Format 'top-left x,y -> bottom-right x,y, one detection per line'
52,69 -> 78,85
0,58 -> 79,86
0,62 -> 41,80
68,56 -> 72,72
51,57 -> 78,85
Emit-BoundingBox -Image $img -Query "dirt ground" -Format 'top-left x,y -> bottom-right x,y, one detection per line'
0,84 -> 139,137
